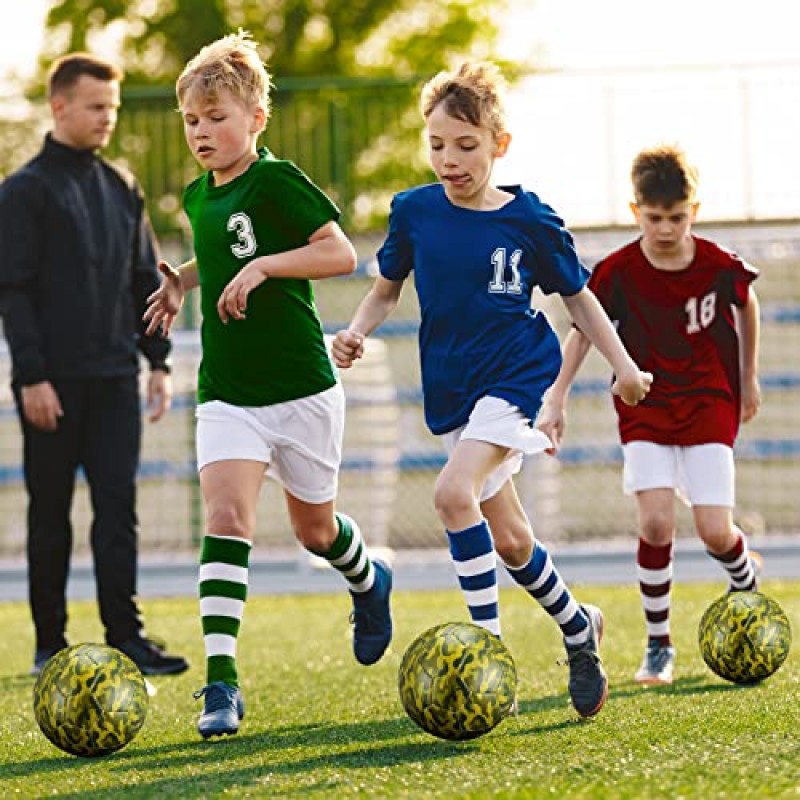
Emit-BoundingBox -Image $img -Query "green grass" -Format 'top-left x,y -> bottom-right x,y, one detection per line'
1,581 -> 798,799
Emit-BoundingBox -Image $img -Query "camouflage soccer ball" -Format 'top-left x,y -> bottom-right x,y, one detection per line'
398,622 -> 517,740
33,643 -> 149,757
698,591 -> 792,684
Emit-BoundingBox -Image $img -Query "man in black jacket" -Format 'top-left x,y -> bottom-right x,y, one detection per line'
0,53 -> 188,676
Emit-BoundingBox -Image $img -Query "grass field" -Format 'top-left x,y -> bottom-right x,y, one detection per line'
1,580 -> 798,799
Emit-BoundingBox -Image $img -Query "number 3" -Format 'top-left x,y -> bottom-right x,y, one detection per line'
228,212 -> 257,258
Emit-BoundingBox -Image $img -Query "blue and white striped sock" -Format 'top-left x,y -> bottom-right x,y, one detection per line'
505,541 -> 589,645
447,520 -> 501,637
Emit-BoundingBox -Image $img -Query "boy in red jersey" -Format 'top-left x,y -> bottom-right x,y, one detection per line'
537,144 -> 762,685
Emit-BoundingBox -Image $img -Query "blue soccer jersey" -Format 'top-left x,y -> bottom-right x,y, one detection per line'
378,183 -> 589,435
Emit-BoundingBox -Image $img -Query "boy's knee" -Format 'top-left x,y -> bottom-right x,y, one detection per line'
206,506 -> 251,540
640,511 -> 674,544
697,522 -> 736,554
491,519 -> 533,567
433,478 -> 474,522
294,519 -> 338,553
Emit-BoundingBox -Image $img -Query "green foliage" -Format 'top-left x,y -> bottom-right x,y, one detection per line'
40,0 -> 513,82
0,581 -> 798,798
28,0 -> 517,233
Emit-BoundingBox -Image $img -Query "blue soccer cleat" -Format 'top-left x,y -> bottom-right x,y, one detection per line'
194,682 -> 245,738
350,559 -> 393,666
635,641 -> 676,685
563,604 -> 608,718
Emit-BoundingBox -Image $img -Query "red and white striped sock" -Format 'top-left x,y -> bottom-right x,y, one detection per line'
637,538 -> 673,646
708,531 -> 757,591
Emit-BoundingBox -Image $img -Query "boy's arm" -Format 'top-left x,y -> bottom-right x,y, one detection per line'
143,258 -> 198,337
735,285 -> 761,423
331,276 -> 404,368
562,287 -> 652,405
175,258 -> 200,291
217,221 -> 356,323
536,327 -> 592,453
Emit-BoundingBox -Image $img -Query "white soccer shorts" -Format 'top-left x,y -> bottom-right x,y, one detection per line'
622,441 -> 735,507
195,383 -> 345,504
440,395 -> 552,502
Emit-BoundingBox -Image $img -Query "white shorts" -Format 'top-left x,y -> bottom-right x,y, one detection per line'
440,396 -> 552,502
195,384 -> 345,504
622,441 -> 735,507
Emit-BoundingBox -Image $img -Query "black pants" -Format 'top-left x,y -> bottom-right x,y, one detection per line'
15,375 -> 144,649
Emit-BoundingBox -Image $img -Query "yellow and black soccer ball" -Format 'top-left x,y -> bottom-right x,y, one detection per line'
698,591 -> 792,685
398,621 -> 517,740
33,643 -> 149,757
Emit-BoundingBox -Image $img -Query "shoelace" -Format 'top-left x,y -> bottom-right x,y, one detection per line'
193,685 -> 233,712
647,649 -> 672,673
144,635 -> 167,652
349,608 -> 384,633
558,647 -> 602,670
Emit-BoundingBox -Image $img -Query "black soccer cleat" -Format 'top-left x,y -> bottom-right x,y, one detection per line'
111,635 -> 189,676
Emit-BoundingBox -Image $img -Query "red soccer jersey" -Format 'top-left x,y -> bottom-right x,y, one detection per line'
587,236 -> 758,446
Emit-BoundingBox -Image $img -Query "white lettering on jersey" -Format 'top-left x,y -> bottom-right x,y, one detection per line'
228,212 -> 257,258
489,248 -> 523,294
685,291 -> 717,334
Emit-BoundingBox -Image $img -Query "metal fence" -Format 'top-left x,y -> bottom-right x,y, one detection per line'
0,67 -> 798,559
0,222 -> 796,560
109,76 -> 423,236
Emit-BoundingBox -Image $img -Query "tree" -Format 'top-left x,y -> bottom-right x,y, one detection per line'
28,0 -> 520,232
39,0 -> 513,83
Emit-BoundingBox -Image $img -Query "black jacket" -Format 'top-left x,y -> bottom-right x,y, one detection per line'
0,134 -> 170,386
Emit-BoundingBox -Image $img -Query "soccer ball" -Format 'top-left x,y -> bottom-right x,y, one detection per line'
33,643 -> 149,757
698,591 -> 792,684
398,622 -> 517,740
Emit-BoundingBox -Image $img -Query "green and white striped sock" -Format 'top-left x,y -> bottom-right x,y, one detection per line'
312,513 -> 375,593
199,534 -> 251,687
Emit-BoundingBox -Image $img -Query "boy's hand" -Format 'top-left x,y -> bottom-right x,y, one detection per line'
535,400 -> 566,455
144,261 -> 184,336
217,261 -> 268,323
741,375 -> 761,423
612,368 -> 653,406
331,329 -> 365,368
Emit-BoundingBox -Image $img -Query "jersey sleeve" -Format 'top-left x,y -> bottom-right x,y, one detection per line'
586,257 -> 617,315
263,161 -> 340,241
528,198 -> 590,296
729,257 -> 759,307
377,192 -> 414,281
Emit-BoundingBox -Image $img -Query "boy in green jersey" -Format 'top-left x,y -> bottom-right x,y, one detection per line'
144,31 -> 393,739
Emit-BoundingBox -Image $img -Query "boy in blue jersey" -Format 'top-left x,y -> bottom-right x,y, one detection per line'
333,61 -> 652,718
144,32 -> 393,738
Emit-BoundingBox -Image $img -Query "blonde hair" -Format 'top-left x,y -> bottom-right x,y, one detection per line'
177,30 -> 272,119
631,144 -> 699,206
420,61 -> 508,138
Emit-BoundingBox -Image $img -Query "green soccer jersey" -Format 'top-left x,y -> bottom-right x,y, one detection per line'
183,148 -> 339,406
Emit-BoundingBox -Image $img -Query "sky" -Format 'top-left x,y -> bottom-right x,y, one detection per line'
3,0 -> 798,75
1,0 -> 798,223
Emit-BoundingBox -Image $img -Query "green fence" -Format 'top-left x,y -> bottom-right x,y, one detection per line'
109,76 -> 423,236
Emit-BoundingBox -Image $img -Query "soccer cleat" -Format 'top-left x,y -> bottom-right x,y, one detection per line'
30,642 -> 68,677
563,604 -> 608,718
634,641 -> 676,685
194,682 -> 245,738
350,559 -> 393,666
111,635 -> 189,676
